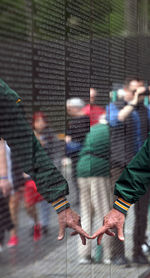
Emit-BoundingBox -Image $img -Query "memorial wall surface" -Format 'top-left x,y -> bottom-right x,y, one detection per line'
0,1 -> 150,278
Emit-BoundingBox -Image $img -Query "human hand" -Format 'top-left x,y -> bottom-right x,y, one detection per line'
131,86 -> 146,105
91,208 -> 125,245
65,136 -> 72,143
0,178 -> 11,197
57,208 -> 91,245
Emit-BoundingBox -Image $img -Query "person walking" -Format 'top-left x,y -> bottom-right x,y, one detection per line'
77,115 -> 112,264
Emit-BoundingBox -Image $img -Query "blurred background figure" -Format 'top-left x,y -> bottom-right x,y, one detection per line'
77,114 -> 112,264
106,77 -> 150,265
23,173 -> 43,241
110,79 -> 145,103
82,88 -> 105,126
33,111 -> 64,235
6,142 -> 25,248
33,111 -> 64,169
0,139 -> 14,250
0,139 -> 42,246
66,98 -> 90,202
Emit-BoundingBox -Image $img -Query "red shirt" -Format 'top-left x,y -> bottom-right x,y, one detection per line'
82,104 -> 105,126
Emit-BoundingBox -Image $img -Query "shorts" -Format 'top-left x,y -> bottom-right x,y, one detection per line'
24,179 -> 43,207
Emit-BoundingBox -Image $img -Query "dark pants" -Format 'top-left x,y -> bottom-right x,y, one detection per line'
111,167 -> 125,258
71,152 -> 79,185
133,189 -> 150,256
0,193 -> 14,244
111,167 -> 150,259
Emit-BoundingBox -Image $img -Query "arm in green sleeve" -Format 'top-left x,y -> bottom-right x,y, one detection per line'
113,134 -> 150,214
3,95 -> 69,203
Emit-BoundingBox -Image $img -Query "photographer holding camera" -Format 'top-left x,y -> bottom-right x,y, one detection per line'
117,80 -> 147,122
106,78 -> 150,265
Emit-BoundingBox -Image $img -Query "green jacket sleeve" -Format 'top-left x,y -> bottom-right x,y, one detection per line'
1,86 -> 69,203
114,134 -> 150,204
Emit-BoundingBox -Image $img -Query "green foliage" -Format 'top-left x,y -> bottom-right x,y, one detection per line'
0,0 -> 129,39
0,0 -> 29,38
110,0 -> 125,35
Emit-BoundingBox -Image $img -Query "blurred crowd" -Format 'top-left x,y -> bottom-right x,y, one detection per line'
1,78 -> 150,266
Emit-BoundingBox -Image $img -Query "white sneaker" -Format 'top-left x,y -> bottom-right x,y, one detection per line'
103,258 -> 111,265
79,258 -> 91,264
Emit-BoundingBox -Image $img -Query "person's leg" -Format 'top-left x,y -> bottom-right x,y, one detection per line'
24,179 -> 40,224
78,177 -> 92,261
39,200 -> 50,234
0,196 -> 4,246
9,192 -> 20,238
133,189 -> 150,262
0,227 -> 4,247
24,180 -> 41,241
71,153 -> 79,202
110,168 -> 125,263
25,203 -> 38,224
91,177 -> 112,262
0,194 -> 14,248
0,194 -> 16,248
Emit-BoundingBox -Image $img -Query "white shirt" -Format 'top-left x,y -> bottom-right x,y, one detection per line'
5,141 -> 14,193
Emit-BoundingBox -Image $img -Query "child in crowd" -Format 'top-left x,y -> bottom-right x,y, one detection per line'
32,111 -> 64,234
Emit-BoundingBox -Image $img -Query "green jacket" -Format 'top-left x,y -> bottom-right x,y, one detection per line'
77,123 -> 110,177
0,79 -> 69,207
113,134 -> 150,214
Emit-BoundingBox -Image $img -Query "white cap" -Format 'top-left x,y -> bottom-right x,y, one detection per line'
66,98 -> 85,108
117,89 -> 126,99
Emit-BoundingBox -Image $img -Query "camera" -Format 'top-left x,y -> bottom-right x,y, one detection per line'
132,86 -> 150,96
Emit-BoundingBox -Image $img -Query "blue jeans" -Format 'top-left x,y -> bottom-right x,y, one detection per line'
39,200 -> 50,227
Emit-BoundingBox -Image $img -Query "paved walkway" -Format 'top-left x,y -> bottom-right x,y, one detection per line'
1,165 -> 150,278
1,200 -> 150,278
